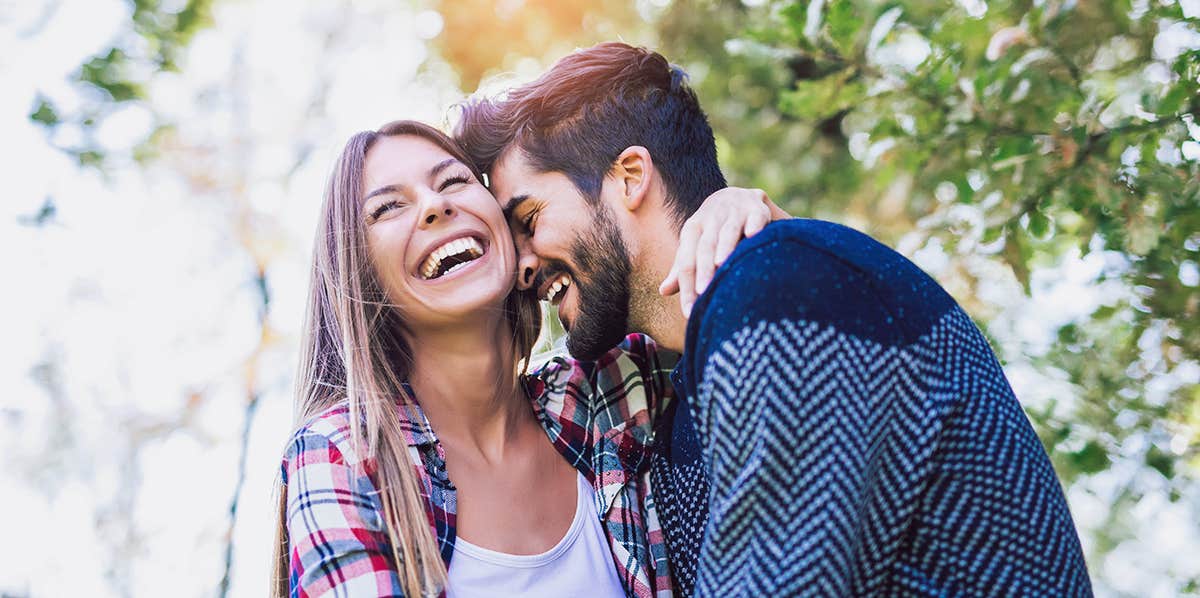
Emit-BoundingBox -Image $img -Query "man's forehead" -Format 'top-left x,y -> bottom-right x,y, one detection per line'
490,147 -> 552,205
490,145 -> 533,186
489,146 -> 587,216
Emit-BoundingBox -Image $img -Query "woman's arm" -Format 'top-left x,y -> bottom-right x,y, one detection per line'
660,187 -> 792,317
283,429 -> 405,597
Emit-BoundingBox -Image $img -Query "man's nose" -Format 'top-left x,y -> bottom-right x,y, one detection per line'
417,191 -> 454,228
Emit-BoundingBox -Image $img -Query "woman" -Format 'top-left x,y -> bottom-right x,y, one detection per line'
271,120 -> 778,597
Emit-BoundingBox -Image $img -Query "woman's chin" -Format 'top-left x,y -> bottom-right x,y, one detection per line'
409,275 -> 513,327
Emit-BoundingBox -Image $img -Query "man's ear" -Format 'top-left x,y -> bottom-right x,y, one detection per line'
611,146 -> 653,212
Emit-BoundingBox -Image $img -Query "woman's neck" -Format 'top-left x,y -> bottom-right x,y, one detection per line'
406,316 -> 530,461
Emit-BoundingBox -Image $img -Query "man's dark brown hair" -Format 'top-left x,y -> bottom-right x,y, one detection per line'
455,42 -> 727,229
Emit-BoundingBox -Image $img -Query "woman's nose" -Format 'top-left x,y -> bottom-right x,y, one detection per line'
418,192 -> 454,228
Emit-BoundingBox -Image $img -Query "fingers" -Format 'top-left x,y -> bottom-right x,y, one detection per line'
659,265 -> 679,296
745,202 -> 770,237
672,187 -> 774,318
695,219 -> 721,297
674,220 -> 700,317
677,262 -> 696,318
713,216 -> 743,268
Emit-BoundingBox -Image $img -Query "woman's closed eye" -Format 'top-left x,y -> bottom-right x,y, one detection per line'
438,173 -> 471,192
369,200 -> 404,221
368,172 -> 473,222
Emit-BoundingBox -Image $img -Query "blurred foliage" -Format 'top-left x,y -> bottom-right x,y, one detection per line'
652,0 -> 1199,500
432,0 -> 651,89
29,0 -> 213,168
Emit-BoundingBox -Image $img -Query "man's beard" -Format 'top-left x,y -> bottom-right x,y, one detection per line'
562,204 -> 633,361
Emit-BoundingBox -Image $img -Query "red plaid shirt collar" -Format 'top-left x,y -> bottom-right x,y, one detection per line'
396,334 -> 675,597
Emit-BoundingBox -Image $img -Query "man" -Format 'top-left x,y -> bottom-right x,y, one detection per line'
457,43 -> 1092,597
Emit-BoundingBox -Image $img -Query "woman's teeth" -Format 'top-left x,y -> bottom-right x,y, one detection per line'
421,237 -> 484,280
443,261 -> 471,276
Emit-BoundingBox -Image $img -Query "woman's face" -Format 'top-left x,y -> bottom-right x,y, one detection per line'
362,134 -> 516,329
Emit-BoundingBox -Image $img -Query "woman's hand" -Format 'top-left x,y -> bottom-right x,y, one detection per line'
660,186 -> 790,317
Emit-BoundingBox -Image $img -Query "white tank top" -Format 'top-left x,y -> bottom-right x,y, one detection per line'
446,472 -> 627,598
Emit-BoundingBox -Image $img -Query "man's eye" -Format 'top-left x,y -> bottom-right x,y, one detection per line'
438,175 -> 470,191
370,200 -> 401,221
522,212 -> 536,233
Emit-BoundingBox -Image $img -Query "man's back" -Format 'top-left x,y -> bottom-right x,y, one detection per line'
654,218 -> 1092,596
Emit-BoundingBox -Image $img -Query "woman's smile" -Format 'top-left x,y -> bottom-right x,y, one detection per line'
413,233 -> 492,283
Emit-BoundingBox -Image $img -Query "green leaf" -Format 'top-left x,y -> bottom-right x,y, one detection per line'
1003,226 -> 1033,294
993,136 -> 1036,161
76,149 -> 105,168
779,69 -> 866,120
1158,83 -> 1191,116
29,96 -> 60,127
932,59 -> 957,95
1145,445 -> 1175,479
1028,210 -> 1052,239
78,48 -> 145,102
175,0 -> 214,36
779,2 -> 810,44
826,0 -> 863,56
955,176 -> 975,203
1070,440 -> 1110,474
982,225 -> 1005,245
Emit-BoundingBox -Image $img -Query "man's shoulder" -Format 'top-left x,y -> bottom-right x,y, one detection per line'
688,218 -> 956,349
699,218 -> 903,311
717,218 -> 900,278
734,217 -> 858,245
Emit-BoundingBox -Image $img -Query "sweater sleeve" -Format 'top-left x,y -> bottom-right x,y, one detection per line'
282,427 -> 405,598
680,219 -> 1092,597
681,225 -> 918,596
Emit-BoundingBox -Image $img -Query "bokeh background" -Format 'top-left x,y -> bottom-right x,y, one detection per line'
3,0 -> 1198,596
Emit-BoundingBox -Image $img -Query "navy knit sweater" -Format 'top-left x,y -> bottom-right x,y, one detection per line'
649,219 -> 1092,596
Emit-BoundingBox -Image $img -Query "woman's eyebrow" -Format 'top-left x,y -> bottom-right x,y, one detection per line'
428,158 -> 459,178
362,158 -> 462,202
363,183 -> 404,202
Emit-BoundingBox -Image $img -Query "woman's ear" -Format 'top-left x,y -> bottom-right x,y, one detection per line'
612,146 -> 652,212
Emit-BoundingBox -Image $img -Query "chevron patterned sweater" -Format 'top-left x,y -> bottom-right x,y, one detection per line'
649,219 -> 1092,597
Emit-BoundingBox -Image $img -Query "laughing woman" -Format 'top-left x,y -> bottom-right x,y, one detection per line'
270,121 -> 780,598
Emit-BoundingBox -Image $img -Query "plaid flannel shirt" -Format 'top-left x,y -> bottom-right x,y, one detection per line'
282,333 -> 678,598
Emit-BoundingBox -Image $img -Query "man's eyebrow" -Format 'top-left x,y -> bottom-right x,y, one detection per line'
502,194 -> 532,220
363,158 -> 462,202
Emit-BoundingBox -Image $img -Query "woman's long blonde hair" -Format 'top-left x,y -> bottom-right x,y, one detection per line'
271,120 -> 542,597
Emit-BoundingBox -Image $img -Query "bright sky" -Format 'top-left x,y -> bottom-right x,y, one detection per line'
2,1 -> 1198,596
